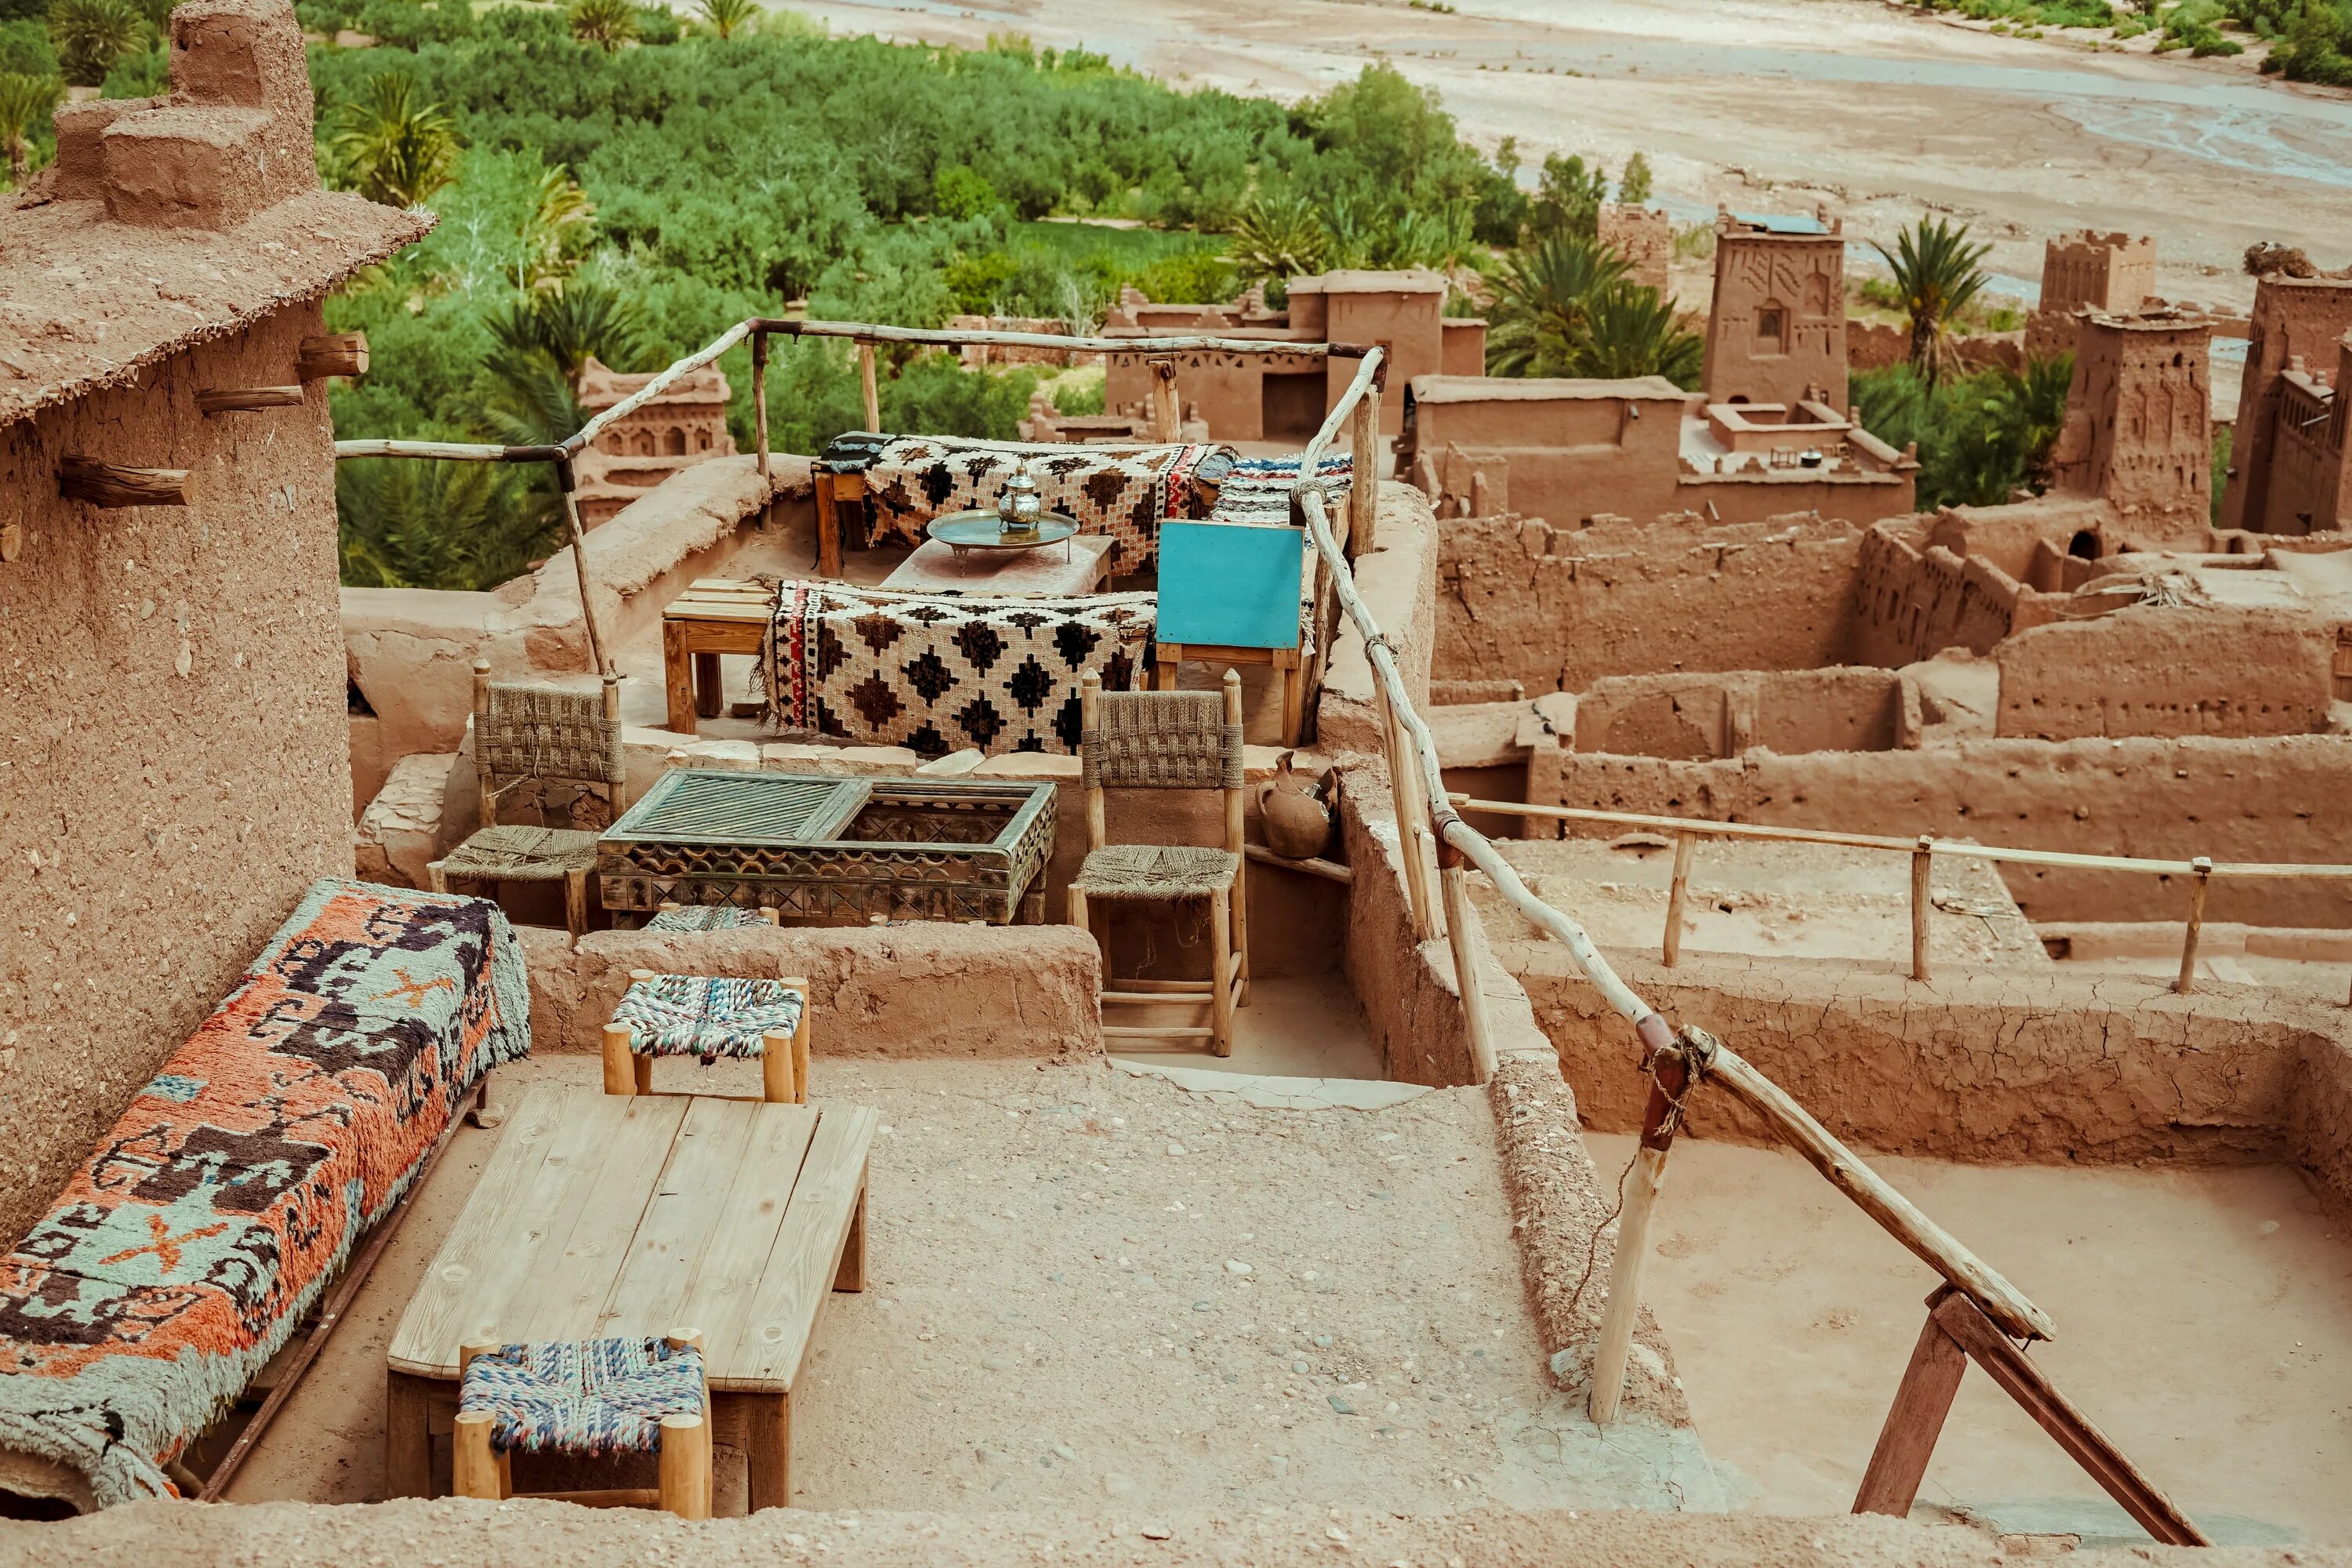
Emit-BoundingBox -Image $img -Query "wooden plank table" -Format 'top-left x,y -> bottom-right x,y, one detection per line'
661,578 -> 775,735
880,532 -> 1113,596
385,1082 -> 876,1511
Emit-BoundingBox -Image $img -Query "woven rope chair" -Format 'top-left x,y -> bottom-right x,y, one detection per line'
429,659 -> 627,937
1067,668 -> 1248,1056
601,967 -> 811,1103
452,1330 -> 712,1519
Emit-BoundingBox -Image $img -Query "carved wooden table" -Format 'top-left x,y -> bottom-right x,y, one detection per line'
385,1083 -> 876,1512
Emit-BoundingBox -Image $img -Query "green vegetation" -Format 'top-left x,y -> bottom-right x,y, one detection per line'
1870,215 -> 1993,390
2243,0 -> 2352,81
1485,234 -> 1702,387
1854,357 -> 2075,510
0,68 -> 60,183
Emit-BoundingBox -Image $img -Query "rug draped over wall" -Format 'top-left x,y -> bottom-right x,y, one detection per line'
760,580 -> 1156,757
0,880 -> 530,1507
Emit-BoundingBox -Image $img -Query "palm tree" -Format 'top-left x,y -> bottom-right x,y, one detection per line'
337,457 -> 557,591
0,73 -> 64,188
486,278 -> 649,387
568,0 -> 641,53
1871,215 -> 1992,389
695,0 -> 757,39
1229,194 -> 1326,289
515,165 -> 597,294
1484,233 -> 1629,376
47,0 -> 143,88
1560,282 -> 1704,387
327,72 -> 459,209
1949,354 -> 2074,504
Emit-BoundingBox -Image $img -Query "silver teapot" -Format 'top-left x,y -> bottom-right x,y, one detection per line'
995,466 -> 1044,535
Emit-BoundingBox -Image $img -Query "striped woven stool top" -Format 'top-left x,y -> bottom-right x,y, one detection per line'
612,973 -> 804,1061
646,906 -> 768,932
458,1337 -> 706,1456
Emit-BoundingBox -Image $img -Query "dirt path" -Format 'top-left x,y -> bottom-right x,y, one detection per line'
790,0 -> 2352,309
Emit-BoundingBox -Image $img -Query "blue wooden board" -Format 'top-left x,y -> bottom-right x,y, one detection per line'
1156,521 -> 1302,650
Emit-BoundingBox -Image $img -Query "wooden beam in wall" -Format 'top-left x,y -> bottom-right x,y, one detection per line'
59,457 -> 189,508
296,332 -> 369,380
197,385 -> 307,415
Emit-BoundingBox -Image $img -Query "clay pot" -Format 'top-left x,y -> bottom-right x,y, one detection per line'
1258,750 -> 1334,861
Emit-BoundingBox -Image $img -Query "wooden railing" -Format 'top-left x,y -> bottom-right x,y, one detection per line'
1449,797 -> 2352,998
1291,354 -> 2211,1544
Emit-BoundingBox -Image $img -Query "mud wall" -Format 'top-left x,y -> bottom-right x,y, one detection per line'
1506,941 -> 2352,1214
1436,512 -> 1871,695
1573,667 -> 1907,759
1995,606 -> 2336,739
0,305 -> 354,1247
1851,524 -> 2034,666
1526,734 -> 2352,927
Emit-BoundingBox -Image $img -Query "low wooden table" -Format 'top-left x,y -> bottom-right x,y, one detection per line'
881,532 -> 1112,596
385,1083 -> 876,1512
661,578 -> 773,735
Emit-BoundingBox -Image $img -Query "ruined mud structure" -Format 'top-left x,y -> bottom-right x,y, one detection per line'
4,10 -> 2352,1567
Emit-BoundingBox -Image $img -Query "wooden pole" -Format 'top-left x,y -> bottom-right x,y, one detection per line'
297,332 -> 369,380
1436,839 -> 1497,1085
1928,1292 -> 2210,1545
858,341 -> 882,434
1685,1029 -> 2057,1342
1662,829 -> 1694,967
656,1414 -> 713,1519
452,1413 -> 503,1501
1222,669 -> 1250,1007
1147,356 -> 1181,441
556,457 -> 614,678
2175,856 -> 2212,993
1910,836 -> 1933,982
58,458 -> 188,508
1852,1287 -> 1970,1518
1589,1047 -> 1691,1424
1347,387 -> 1379,556
197,386 -> 306,415
1371,673 -> 1434,938
751,331 -> 771,488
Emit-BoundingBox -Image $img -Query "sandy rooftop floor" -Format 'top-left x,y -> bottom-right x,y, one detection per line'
1584,1133 -> 2352,1547
224,1050 -> 1704,1516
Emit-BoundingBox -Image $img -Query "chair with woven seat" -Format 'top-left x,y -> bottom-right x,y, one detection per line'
452,1331 -> 711,1519
604,969 -> 811,1103
1066,668 -> 1248,1056
429,659 -> 627,938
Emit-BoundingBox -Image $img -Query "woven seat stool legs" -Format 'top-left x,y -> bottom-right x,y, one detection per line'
429,659 -> 628,938
603,970 -> 811,1102
1066,669 -> 1248,1056
453,1331 -> 711,1518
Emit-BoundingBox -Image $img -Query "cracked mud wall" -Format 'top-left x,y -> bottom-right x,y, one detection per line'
1436,513 -> 1869,695
0,307 -> 352,1247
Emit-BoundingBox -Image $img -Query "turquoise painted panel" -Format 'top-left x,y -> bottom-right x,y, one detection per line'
1156,521 -> 1302,650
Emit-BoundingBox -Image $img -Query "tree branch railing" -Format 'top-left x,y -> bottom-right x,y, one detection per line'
1290,349 -> 2211,1544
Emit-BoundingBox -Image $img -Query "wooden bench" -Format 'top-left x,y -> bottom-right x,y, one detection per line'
385,1083 -> 876,1512
661,578 -> 775,735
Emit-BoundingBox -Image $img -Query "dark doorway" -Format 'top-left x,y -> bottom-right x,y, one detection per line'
1261,372 -> 1326,442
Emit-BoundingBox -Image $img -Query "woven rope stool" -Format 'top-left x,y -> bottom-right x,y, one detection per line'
647,902 -> 782,933
453,1331 -> 711,1518
604,970 -> 811,1102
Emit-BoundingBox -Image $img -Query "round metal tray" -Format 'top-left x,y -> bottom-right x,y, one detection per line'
926,510 -> 1080,554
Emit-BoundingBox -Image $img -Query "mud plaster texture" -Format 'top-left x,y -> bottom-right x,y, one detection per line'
1334,768 -> 1475,1091
1526,734 -> 2352,928
22,1503 -> 2350,1568
216,1054 -> 1710,1516
1314,483 -> 1440,760
517,923 -> 1101,1060
0,305 -> 363,1249
1436,512 -> 1868,695
1586,1132 -> 2352,1544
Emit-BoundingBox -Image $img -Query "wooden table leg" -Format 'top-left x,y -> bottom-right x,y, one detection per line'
385,1370 -> 434,1500
693,652 -> 723,720
834,1186 -> 867,1293
746,1391 -> 792,1512
663,618 -> 699,736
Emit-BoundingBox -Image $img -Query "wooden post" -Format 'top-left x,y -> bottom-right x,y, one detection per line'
452,1413 -> 503,1500
603,1023 -> 637,1097
1589,1046 -> 1691,1424
471,658 -> 496,836
196,386 -> 306,415
1910,836 -> 1933,982
1852,1287 -> 1969,1518
2175,856 -> 2212,993
1209,884 -> 1236,1057
750,331 -> 771,488
556,458 -> 613,678
1436,837 -> 1497,1084
1371,674 -> 1434,939
58,458 -> 188,508
656,1414 -> 712,1520
858,341 -> 882,434
1686,1029 -> 2057,1343
1928,1291 -> 2210,1545
1146,356 -> 1180,441
1662,829 -> 1695,967
761,1032 -> 797,1103
1221,668 -> 1250,1007
1348,387 -> 1379,555
666,1328 -> 713,1515
296,332 -> 369,380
